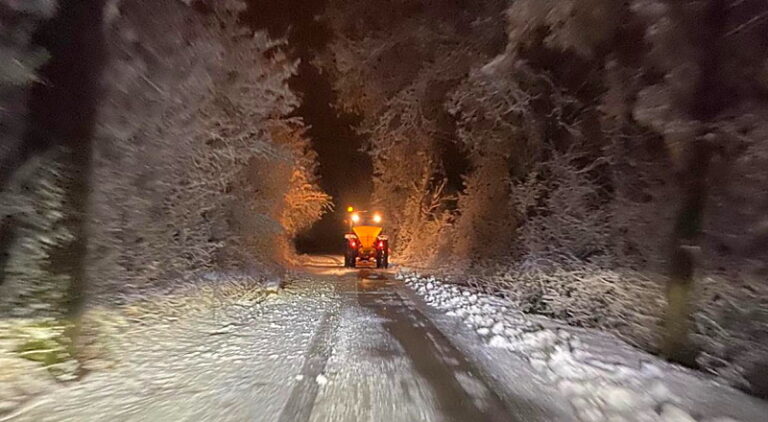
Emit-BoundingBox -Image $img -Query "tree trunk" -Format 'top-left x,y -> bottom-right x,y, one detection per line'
24,0 -> 106,317
663,140 -> 713,365
662,0 -> 727,365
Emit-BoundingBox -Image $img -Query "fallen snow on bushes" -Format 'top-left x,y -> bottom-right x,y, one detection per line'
398,272 -> 768,422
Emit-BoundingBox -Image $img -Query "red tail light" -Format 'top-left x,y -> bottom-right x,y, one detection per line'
349,239 -> 357,248
377,241 -> 385,249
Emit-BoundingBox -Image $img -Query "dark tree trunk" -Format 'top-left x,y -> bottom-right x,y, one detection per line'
662,0 -> 728,365
5,0 -> 107,315
663,140 -> 714,365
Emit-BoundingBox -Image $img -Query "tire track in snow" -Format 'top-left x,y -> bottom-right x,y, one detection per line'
277,302 -> 341,422
357,274 -> 521,422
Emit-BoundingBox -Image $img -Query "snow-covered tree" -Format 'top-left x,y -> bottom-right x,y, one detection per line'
88,0 -> 330,296
320,0 -> 768,396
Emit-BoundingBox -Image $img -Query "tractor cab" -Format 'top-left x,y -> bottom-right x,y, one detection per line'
344,207 -> 389,268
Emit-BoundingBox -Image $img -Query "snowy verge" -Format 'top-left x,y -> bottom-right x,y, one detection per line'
0,270 -> 284,418
399,272 -> 768,422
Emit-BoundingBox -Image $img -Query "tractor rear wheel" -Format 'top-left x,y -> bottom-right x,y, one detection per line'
376,252 -> 388,269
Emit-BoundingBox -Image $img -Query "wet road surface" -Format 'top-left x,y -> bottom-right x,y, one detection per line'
278,266 -> 534,422
355,271 -> 514,422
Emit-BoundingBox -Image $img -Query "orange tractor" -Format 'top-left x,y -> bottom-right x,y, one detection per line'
344,207 -> 389,269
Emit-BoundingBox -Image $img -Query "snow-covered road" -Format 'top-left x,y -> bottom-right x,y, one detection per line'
5,258 -> 767,421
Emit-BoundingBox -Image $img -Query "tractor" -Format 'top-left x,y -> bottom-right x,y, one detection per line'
343,207 -> 389,269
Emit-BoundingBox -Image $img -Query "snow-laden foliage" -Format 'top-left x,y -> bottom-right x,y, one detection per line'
318,0 -> 508,264
450,156 -> 514,267
87,0 -> 330,297
0,0 -> 56,173
322,0 -> 768,396
0,150 -> 73,317
274,124 -> 334,250
513,153 -> 611,265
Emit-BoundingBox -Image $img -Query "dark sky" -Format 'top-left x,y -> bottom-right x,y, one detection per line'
242,0 -> 373,253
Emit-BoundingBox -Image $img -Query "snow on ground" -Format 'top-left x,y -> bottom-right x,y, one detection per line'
3,273 -> 341,421
308,293 -> 446,422
398,272 -> 768,422
6,266 -> 766,422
